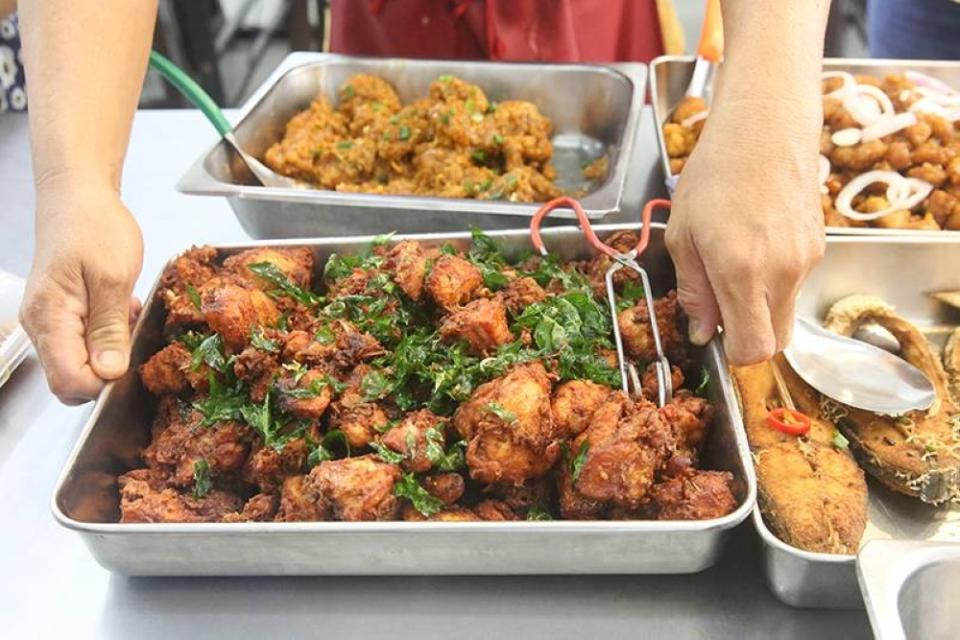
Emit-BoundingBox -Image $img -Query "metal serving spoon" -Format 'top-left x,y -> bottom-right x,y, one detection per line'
148,51 -> 299,189
783,317 -> 936,415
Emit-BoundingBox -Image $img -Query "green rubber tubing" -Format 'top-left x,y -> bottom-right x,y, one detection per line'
148,50 -> 233,137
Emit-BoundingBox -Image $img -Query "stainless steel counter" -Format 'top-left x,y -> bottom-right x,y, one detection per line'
0,109 -> 871,638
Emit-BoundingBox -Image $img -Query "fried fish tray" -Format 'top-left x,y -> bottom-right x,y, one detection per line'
51,223 -> 755,576
755,234 -> 960,608
649,55 -> 960,237
178,53 -> 646,239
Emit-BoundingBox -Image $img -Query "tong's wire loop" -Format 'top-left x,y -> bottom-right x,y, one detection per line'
529,197 -> 675,407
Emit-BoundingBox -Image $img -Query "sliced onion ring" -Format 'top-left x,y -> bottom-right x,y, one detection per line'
832,128 -> 862,147
861,111 -> 918,142
844,84 -> 895,126
916,87 -> 960,108
905,70 -> 957,96
835,170 -> 933,221
823,71 -> 855,98
680,109 -> 709,129
819,155 -> 831,194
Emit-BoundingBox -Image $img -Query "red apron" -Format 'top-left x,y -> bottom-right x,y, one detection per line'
329,0 -> 664,63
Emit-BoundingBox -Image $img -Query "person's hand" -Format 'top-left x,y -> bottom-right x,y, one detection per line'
20,179 -> 144,404
665,103 -> 825,365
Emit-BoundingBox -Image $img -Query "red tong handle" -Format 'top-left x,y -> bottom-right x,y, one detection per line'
530,197 -> 671,259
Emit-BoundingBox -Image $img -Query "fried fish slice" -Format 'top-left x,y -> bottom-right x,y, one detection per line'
731,361 -> 868,554
931,290 -> 960,310
824,295 -> 960,505
945,328 -> 960,405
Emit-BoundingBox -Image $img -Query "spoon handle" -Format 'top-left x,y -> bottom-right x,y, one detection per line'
148,50 -> 233,137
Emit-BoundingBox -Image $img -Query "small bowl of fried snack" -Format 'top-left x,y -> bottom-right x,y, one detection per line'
120,230 -> 739,524
663,69 -> 960,231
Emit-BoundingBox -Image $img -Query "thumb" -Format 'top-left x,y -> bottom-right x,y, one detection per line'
85,277 -> 136,380
670,239 -> 721,346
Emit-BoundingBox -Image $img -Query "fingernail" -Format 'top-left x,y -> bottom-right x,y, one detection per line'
688,319 -> 713,346
95,350 -> 125,371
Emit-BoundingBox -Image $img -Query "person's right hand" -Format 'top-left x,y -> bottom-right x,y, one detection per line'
20,178 -> 144,404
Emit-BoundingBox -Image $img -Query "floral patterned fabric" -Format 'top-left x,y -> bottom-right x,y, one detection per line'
0,13 -> 26,113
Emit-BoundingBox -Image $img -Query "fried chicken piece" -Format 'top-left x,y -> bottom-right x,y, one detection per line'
201,283 -> 280,350
422,473 -> 466,505
639,363 -> 685,403
118,469 -> 242,523
380,409 -> 449,473
275,474 -> 329,522
557,462 -> 605,519
284,320 -> 383,369
275,368 -> 334,421
659,390 -> 714,461
222,247 -> 314,290
571,396 -> 675,511
222,493 -> 280,522
756,442 -> 867,554
142,413 -> 253,489
438,296 -> 514,355
475,499 -> 520,521
425,254 -> 483,310
453,362 -> 560,484
501,276 -> 547,315
402,505 -> 480,522
383,240 -> 427,301
140,342 -> 208,395
328,389 -> 391,449
157,247 -> 220,330
618,290 -> 686,363
650,469 -> 737,520
671,96 -> 707,126
551,380 -> 613,438
485,476 -> 553,515
232,343 -> 281,403
243,438 -> 311,493
311,455 -> 401,521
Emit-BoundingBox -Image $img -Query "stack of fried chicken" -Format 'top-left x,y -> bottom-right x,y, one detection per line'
120,231 -> 737,523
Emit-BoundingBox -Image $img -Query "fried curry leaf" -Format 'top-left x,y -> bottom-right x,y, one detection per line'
191,459 -> 212,500
370,441 -> 406,465
526,506 -> 553,521
694,367 -> 711,398
571,441 -> 590,485
250,327 -> 279,353
394,472 -> 444,517
468,228 -> 510,290
190,333 -> 228,372
308,429 -> 351,466
249,261 -> 323,308
485,402 -> 517,423
185,283 -> 202,311
194,375 -> 248,428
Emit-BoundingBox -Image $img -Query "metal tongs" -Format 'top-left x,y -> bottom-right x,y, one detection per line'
530,197 -> 674,407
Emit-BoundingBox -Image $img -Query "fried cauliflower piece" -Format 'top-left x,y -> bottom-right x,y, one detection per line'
380,409 -> 449,473
425,254 -> 483,310
201,283 -> 280,350
310,455 -> 401,521
328,389 -> 391,449
438,296 -> 514,355
276,474 -> 330,522
551,379 -> 613,438
118,469 -> 242,524
383,240 -> 428,301
650,469 -> 737,520
453,362 -> 560,484
222,247 -> 314,290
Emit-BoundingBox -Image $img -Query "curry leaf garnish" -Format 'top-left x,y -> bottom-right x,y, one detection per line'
394,472 -> 444,517
185,283 -> 202,311
250,327 -> 279,353
526,506 -> 553,521
191,459 -> 212,500
485,402 -> 517,423
308,430 -> 351,466
571,441 -> 590,485
370,441 -> 406,465
248,261 -> 323,308
190,333 -> 228,372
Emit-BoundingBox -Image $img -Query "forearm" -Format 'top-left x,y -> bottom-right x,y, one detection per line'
710,1 -> 831,169
19,0 -> 157,193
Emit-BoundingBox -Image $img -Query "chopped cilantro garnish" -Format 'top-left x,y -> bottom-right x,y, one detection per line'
336,140 -> 353,150
398,125 -> 411,141
492,133 -> 503,145
342,84 -> 355,99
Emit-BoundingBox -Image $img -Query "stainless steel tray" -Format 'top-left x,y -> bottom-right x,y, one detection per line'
178,53 -> 646,238
755,234 -> 960,608
52,223 -> 756,576
649,55 -> 960,237
858,540 -> 960,640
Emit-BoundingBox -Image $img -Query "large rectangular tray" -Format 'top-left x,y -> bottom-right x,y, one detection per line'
52,223 -> 756,576
649,55 -> 960,237
178,53 -> 646,238
755,234 -> 960,608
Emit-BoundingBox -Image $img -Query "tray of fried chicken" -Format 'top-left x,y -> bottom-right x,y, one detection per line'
652,56 -> 960,234
52,224 -> 754,576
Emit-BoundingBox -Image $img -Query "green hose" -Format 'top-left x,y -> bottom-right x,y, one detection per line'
148,50 -> 233,137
